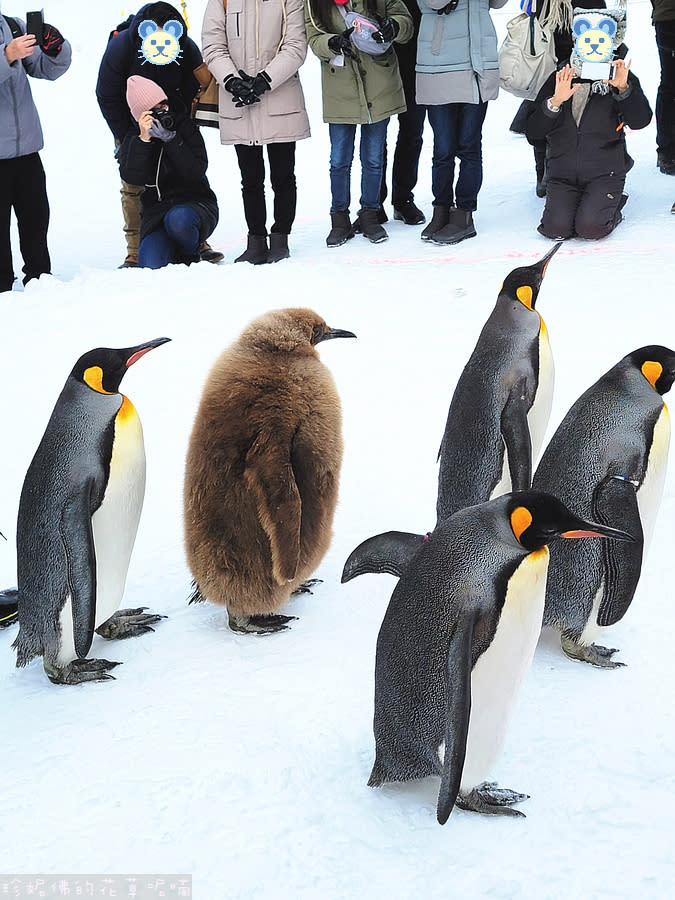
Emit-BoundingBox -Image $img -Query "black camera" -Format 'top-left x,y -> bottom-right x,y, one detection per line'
152,107 -> 175,130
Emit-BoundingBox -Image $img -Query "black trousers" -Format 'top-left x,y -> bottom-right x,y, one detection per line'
380,75 -> 427,207
234,142 -> 297,236
0,153 -> 51,292
655,21 -> 675,157
538,173 -> 626,241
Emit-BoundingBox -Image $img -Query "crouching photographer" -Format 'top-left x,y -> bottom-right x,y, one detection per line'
116,75 -> 219,270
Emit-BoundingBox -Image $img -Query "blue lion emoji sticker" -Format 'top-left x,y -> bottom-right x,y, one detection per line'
572,16 -> 617,63
138,19 -> 183,66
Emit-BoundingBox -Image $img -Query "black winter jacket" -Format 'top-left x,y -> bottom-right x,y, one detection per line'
526,70 -> 652,183
96,3 -> 202,143
117,110 -> 218,242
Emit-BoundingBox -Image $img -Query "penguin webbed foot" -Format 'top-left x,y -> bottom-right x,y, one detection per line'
95,607 -> 167,640
456,782 -> 529,818
291,578 -> 322,596
44,657 -> 121,685
228,613 -> 297,634
561,635 -> 625,668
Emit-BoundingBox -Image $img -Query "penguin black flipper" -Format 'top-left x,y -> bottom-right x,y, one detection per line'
341,531 -> 427,583
245,438 -> 301,584
0,588 -> 19,628
61,479 -> 99,658
500,375 -> 534,493
592,475 -> 644,627
437,610 -> 476,825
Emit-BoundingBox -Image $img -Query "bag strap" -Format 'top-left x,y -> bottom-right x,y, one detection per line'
3,15 -> 23,39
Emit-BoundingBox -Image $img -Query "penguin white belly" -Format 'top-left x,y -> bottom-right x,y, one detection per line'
92,398 -> 146,629
528,329 -> 554,465
458,548 -> 549,792
636,405 -> 670,553
490,329 -> 554,500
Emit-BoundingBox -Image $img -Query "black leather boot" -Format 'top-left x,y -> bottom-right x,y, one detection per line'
393,200 -> 426,225
326,211 -> 355,248
235,234 -> 269,265
421,205 -> 450,241
267,233 -> 290,263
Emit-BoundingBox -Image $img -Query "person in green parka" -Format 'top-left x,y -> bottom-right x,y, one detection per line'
305,0 -> 413,246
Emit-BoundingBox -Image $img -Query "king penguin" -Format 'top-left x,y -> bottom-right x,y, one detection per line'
12,338 -> 170,685
184,308 -> 356,635
436,243 -> 561,524
341,492 -> 632,823
533,345 -> 675,667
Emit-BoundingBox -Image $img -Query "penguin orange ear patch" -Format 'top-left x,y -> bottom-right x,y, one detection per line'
510,506 -> 533,543
83,366 -> 112,394
516,286 -> 533,309
642,361 -> 663,388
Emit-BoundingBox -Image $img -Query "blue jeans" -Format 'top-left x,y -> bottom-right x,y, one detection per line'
427,102 -> 488,211
329,119 -> 389,212
138,205 -> 201,269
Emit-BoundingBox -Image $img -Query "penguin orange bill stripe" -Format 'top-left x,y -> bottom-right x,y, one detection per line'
125,337 -> 171,368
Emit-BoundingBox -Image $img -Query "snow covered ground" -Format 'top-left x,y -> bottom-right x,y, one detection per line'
1,1 -> 674,897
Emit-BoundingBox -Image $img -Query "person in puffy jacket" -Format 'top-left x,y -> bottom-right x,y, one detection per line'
305,0 -> 413,247
202,0 -> 310,264
117,76 -> 219,269
526,6 -> 652,240
96,3 -> 219,268
1,12 -> 71,292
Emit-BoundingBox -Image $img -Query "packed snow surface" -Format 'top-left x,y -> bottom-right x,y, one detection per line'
1,2 -> 673,897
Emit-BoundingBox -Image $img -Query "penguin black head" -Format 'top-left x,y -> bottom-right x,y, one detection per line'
244,308 -> 356,354
498,242 -> 562,310
71,337 -> 171,394
506,491 -> 634,552
628,345 -> 675,395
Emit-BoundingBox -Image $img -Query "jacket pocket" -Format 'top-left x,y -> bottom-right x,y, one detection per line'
266,73 -> 306,117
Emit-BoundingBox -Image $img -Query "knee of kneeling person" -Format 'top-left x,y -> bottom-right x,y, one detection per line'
575,219 -> 615,241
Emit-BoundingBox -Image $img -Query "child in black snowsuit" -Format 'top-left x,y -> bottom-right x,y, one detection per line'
526,7 -> 652,240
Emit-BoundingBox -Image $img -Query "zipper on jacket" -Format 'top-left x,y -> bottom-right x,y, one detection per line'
235,13 -> 240,38
146,145 -> 164,202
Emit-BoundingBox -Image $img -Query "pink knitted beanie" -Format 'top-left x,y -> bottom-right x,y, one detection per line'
126,75 -> 168,122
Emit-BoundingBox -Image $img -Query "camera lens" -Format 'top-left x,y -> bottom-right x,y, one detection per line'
153,108 -> 175,130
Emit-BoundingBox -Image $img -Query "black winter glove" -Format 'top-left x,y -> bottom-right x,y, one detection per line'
250,71 -> 272,97
373,17 -> 399,44
328,27 -> 356,59
224,71 -> 260,108
437,0 -> 459,14
41,23 -> 65,56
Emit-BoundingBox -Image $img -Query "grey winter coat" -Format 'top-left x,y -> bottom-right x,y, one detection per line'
0,15 -> 72,160
202,0 -> 310,146
415,0 -> 507,105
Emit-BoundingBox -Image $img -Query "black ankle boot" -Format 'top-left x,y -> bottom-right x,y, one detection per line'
421,205 -> 450,241
267,233 -> 290,263
235,234 -> 269,265
393,200 -> 426,225
430,207 -> 476,245
326,211 -> 355,248
358,208 -> 388,243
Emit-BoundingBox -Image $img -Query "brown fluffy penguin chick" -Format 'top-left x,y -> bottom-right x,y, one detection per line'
184,308 -> 356,634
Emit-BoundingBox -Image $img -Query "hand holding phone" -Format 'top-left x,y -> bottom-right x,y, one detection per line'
25,9 -> 44,45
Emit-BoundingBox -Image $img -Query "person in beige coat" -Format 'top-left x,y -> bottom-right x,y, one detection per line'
202,0 -> 310,263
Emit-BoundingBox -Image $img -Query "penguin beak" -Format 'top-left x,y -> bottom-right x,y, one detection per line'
124,337 -> 172,367
561,521 -> 635,541
316,328 -> 357,344
538,241 -> 563,279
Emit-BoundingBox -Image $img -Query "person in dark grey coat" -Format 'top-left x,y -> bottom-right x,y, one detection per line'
0,12 -> 71,292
